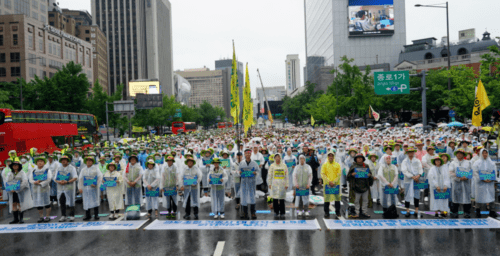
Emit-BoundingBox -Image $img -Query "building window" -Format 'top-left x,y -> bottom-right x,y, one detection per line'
29,67 -> 36,78
40,4 -> 46,12
458,48 -> 468,55
49,22 -> 54,26
32,0 -> 38,9
0,68 -> 5,77
0,35 -> 3,46
424,53 -> 433,60
10,52 -> 20,62
0,53 -> 5,63
11,67 -> 21,77
28,53 -> 36,64
32,11 -> 38,20
86,37 -> 90,42
49,13 -> 55,17
39,57 -> 46,67
5,0 -> 12,9
28,35 -> 33,48
13,34 -> 18,45
85,30 -> 90,33
41,15 -> 46,24
39,39 -> 43,52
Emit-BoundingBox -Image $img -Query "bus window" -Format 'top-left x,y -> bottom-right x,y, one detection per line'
89,116 -> 95,126
29,113 -> 36,123
0,112 -> 4,125
71,114 -> 78,123
61,114 -> 69,123
52,113 -> 60,123
51,136 -> 66,148
173,123 -> 183,128
43,114 -> 50,123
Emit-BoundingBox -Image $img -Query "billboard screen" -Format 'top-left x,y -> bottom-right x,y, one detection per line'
129,81 -> 160,97
348,0 -> 394,37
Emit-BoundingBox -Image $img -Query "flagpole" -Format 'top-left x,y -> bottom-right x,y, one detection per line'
256,69 -> 272,128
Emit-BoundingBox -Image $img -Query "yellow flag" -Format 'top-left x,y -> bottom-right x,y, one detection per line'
472,80 -> 490,127
243,63 -> 253,136
230,41 -> 240,124
268,110 -> 273,124
311,115 -> 315,126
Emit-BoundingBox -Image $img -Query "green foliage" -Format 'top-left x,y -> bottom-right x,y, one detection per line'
282,81 -> 323,124
86,79 -> 124,126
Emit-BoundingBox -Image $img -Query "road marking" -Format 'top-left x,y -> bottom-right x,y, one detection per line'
213,241 -> 225,256
114,214 -> 124,222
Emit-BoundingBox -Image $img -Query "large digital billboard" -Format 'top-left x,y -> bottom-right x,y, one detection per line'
129,81 -> 161,97
348,0 -> 394,37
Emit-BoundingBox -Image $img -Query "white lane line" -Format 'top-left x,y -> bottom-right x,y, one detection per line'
323,218 -> 331,230
314,218 -> 322,231
213,241 -> 225,256
114,214 -> 124,222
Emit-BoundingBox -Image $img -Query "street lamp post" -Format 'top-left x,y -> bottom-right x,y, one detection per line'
415,2 -> 451,90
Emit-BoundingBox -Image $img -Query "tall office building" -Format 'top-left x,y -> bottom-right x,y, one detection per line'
0,0 -> 48,24
92,0 -> 173,99
304,0 -> 406,88
256,86 -> 286,108
285,54 -> 301,95
215,59 -> 244,114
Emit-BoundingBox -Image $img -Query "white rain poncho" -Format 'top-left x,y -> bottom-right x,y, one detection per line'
251,152 -> 265,185
180,165 -> 202,208
472,149 -> 498,204
199,157 -> 213,189
448,158 -> 472,204
376,156 -> 399,208
47,160 -> 60,197
54,164 -> 78,207
267,161 -> 289,200
283,153 -> 297,192
231,160 -> 243,199
209,167 -> 228,214
78,165 -> 103,210
28,166 -> 52,207
123,162 -> 143,206
6,170 -> 33,213
160,163 -> 178,209
366,158 -> 380,200
220,156 -> 234,193
103,170 -> 124,211
143,167 -> 160,210
428,164 -> 451,211
293,157 -> 312,208
401,156 -> 423,202
238,160 -> 260,206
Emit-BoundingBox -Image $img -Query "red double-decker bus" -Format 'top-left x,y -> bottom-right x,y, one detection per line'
172,121 -> 197,135
0,109 -> 99,161
217,122 -> 233,129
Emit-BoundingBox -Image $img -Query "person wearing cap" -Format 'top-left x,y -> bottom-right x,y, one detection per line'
293,155 -> 312,218
268,153 -> 289,219
377,155 -> 398,216
219,149 -> 234,198
448,148 -> 472,218
1,159 -> 13,201
472,149 -> 499,219
143,159 -> 160,219
180,157 -> 202,220
20,154 -> 35,175
239,148 -> 260,220
54,155 -> 78,222
231,152 -> 244,211
161,155 -> 178,219
348,153 -> 374,219
103,162 -> 123,220
260,148 -> 271,194
301,147 -> 320,195
446,141 -> 457,159
78,156 -> 103,221
366,152 -> 380,205
8,150 -> 19,162
209,158 -> 228,219
401,146 -> 424,218
284,148 -> 298,193
415,141 -> 426,161
428,156 -> 451,218
199,149 -> 214,198
124,154 -> 143,206
29,156 -> 53,222
251,144 -> 265,193
321,150 -> 342,219
6,161 -> 33,224
71,150 -> 84,175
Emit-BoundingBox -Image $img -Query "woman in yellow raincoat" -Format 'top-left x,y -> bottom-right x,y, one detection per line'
267,153 -> 288,219
321,150 -> 342,219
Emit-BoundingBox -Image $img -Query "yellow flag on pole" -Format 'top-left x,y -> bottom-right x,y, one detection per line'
243,63 -> 253,136
230,41 -> 240,124
472,80 -> 490,127
311,116 -> 315,126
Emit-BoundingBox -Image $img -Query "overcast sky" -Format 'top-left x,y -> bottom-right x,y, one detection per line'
60,0 -> 499,96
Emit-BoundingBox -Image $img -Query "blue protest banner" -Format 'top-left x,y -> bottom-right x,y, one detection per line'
209,174 -> 223,185
56,172 -> 70,181
384,185 -> 399,194
479,169 -> 495,181
296,188 -> 310,196
240,167 -> 255,178
33,170 -> 48,181
354,168 -> 369,178
183,175 -> 198,186
83,176 -> 97,186
456,167 -> 472,179
103,177 -> 117,187
325,185 -> 340,195
5,180 -> 20,192
434,190 -> 450,200
146,187 -> 159,197
163,187 -> 177,196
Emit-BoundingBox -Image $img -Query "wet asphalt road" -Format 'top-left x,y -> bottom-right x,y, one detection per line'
0,194 -> 500,256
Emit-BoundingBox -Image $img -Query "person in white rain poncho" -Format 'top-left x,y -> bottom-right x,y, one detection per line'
284,148 -> 298,193
181,157 -> 202,220
472,149 -> 499,218
401,147 -> 423,218
161,155 -> 178,219
54,155 -> 78,222
232,152 -> 243,210
239,149 -> 260,220
28,156 -> 52,223
268,153 -> 289,219
293,155 -> 312,217
199,149 -> 214,197
219,150 -> 233,198
428,156 -> 451,218
366,153 -> 380,205
448,148 -> 472,218
6,161 -> 33,224
47,154 -> 60,205
103,162 -> 124,220
78,157 -> 103,221
143,159 -> 160,218
209,158 -> 228,219
377,155 -> 398,214
1,159 -> 12,201
123,155 -> 143,206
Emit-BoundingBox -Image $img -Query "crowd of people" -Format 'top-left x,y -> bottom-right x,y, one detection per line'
1,126 -> 499,225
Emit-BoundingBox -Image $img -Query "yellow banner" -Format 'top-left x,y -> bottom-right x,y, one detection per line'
230,41 -> 240,124
472,80 -> 490,127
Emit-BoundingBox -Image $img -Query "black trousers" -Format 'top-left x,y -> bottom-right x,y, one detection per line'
37,205 -> 51,210
168,197 -> 177,212
185,196 -> 198,215
311,168 -> 319,188
324,201 -> 341,214
86,207 -> 99,217
273,199 -> 285,215
405,198 -> 420,209
59,194 -> 75,217
452,203 -> 471,214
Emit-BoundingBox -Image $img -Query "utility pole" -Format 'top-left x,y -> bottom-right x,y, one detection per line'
256,69 -> 272,128
105,102 -> 110,142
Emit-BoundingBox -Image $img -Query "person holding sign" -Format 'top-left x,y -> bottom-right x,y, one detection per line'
472,149 -> 499,218
448,148 -> 473,218
180,157 -> 202,220
209,158 -> 228,219
284,148 -> 297,193
321,150 -> 342,219
123,154 -> 143,207
103,162 -> 124,220
199,149 -> 214,198
251,144 -> 265,193
143,159 -> 160,219
78,157 -> 103,221
47,154 -> 60,205
366,152 -> 380,205
428,156 -> 451,218
6,161 -> 33,224
1,159 -> 12,201
219,150 -> 233,198
401,146 -> 423,218
28,156 -> 52,223
268,153 -> 289,219
293,155 -> 312,217
239,149 -> 260,220
377,155 -> 398,215
161,155 -> 178,219
348,154 -> 374,219
231,152 -> 243,211
54,155 -> 78,222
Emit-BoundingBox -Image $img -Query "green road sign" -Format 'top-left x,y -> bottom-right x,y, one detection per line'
374,71 -> 410,95
174,113 -> 182,118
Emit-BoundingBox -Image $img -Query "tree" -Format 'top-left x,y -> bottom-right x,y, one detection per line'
197,101 -> 218,128
0,88 -> 13,109
86,79 -> 124,125
282,81 -> 322,124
